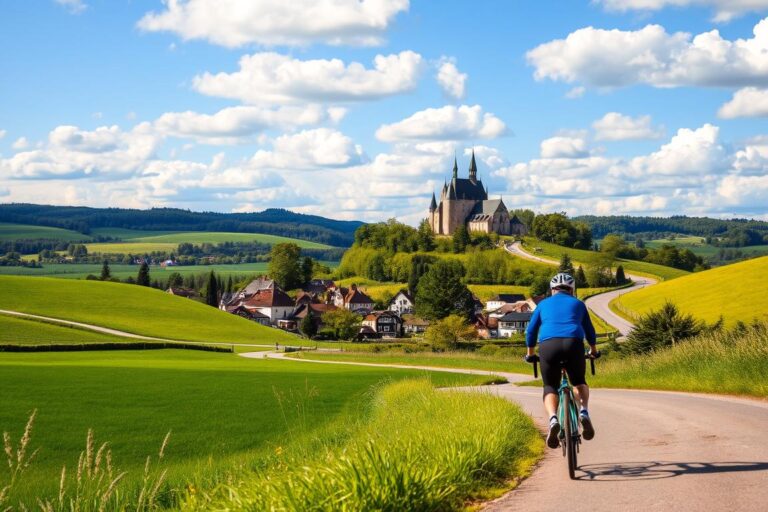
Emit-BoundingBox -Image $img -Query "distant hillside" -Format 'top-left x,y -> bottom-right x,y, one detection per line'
0,203 -> 363,247
614,255 -> 768,327
575,214 -> 768,240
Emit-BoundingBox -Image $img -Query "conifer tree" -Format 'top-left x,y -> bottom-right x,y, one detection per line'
137,262 -> 150,287
415,260 -> 473,320
575,266 -> 588,288
558,253 -> 575,274
206,270 -> 219,307
300,312 -> 317,338
615,265 -> 627,285
100,259 -> 111,281
226,275 -> 234,294
452,224 -> 471,253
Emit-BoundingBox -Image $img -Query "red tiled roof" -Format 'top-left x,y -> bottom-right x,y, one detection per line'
346,288 -> 374,304
243,288 -> 294,308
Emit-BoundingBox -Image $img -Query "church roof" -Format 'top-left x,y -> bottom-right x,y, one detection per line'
470,198 -> 506,216
429,192 -> 437,211
451,178 -> 486,201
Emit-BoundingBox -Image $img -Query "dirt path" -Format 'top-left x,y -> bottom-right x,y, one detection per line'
503,242 -> 657,335
246,351 -> 768,512
0,309 -> 276,349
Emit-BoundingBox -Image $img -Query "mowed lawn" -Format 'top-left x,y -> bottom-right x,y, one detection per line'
0,275 -> 296,345
0,222 -> 91,242
613,255 -> 768,326
0,350 -> 491,501
521,237 -> 689,281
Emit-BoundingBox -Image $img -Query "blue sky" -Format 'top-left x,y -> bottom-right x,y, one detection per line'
2,0 -> 768,223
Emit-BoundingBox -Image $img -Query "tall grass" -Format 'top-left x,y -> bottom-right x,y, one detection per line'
594,323 -> 768,396
183,379 -> 542,511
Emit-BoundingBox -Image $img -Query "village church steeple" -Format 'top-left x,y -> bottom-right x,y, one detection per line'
469,150 -> 478,182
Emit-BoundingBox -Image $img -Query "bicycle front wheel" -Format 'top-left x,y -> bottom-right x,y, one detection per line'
564,391 -> 578,479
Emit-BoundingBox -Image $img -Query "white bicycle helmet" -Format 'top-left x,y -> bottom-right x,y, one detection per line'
550,272 -> 575,290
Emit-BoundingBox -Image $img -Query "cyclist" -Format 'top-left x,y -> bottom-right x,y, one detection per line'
525,272 -> 598,449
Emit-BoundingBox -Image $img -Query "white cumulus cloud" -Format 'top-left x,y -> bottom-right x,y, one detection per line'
137,0 -> 409,47
12,137 -> 30,150
249,128 -> 365,170
527,18 -> 768,89
718,87 -> 768,118
193,51 -> 423,105
596,0 -> 768,22
153,105 -> 346,144
593,112 -> 665,141
435,57 -> 467,99
540,136 -> 590,159
375,105 -> 506,142
54,0 -> 87,15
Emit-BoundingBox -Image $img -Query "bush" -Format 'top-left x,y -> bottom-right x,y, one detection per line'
623,301 -> 703,355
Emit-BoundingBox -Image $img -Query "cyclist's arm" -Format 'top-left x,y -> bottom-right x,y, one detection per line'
581,303 -> 597,347
525,307 -> 542,353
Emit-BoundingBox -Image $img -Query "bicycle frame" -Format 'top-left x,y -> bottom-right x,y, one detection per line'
558,371 -> 580,448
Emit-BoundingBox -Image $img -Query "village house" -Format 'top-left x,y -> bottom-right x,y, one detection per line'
489,301 -> 532,319
286,302 -> 338,332
166,287 -> 196,298
389,290 -> 415,315
332,284 -> 375,312
230,305 -> 271,326
361,311 -> 403,338
402,314 -> 430,335
474,314 -> 499,339
497,311 -> 533,338
221,277 -> 295,326
486,293 -> 526,312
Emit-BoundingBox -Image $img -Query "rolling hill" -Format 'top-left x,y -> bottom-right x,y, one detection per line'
0,275 -> 296,344
0,222 -> 91,242
613,255 -> 768,326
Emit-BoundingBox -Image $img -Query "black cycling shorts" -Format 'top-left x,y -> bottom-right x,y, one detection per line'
539,337 -> 586,397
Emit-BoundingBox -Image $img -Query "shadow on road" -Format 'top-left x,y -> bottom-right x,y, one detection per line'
577,461 -> 768,481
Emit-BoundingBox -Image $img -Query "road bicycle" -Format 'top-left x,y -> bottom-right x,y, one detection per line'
527,352 -> 599,479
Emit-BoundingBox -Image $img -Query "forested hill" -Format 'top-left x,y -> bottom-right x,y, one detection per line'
575,215 -> 768,241
0,203 -> 363,247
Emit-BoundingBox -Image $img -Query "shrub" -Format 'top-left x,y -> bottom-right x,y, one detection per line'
623,301 -> 703,355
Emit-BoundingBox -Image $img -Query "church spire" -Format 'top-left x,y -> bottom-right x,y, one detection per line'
429,192 -> 437,212
452,154 -> 458,180
469,149 -> 477,182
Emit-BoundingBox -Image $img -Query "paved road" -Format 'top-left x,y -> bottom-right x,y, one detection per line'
248,352 -> 768,512
504,242 -> 656,336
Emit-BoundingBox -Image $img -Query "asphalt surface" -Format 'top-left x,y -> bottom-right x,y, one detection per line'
504,242 -> 655,336
244,352 -> 768,512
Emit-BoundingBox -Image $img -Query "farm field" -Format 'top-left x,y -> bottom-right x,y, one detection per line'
130,231 -> 334,248
0,314 -> 132,345
613,255 -> 768,327
520,237 -> 689,280
0,275 -> 296,345
0,350 -> 493,503
85,241 -> 179,254
0,222 -> 90,241
0,262 -> 338,280
645,235 -> 768,259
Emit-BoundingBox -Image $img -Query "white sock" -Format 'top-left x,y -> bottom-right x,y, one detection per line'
549,415 -> 558,425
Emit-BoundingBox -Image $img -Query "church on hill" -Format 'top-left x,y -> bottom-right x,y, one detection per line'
428,151 -> 527,236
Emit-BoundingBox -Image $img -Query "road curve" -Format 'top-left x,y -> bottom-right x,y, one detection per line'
504,242 -> 656,336
246,352 -> 768,512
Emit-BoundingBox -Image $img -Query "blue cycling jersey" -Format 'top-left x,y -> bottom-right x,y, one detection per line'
525,293 -> 597,348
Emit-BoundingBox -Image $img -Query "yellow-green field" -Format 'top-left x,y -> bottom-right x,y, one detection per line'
85,242 -> 180,254
0,222 -> 90,241
613,255 -> 768,326
0,275 -> 296,345
131,231 -> 333,248
521,237 -> 689,281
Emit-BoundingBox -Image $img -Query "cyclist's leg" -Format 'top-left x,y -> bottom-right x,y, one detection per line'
539,339 -> 564,415
563,338 -> 588,409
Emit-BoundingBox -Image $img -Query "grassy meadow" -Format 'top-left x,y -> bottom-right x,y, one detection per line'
520,237 -> 689,281
613,255 -> 768,326
645,235 -> 768,259
186,378 -> 541,511
0,351 -> 498,506
0,314 -> 135,345
0,223 -> 90,242
0,275 -> 296,345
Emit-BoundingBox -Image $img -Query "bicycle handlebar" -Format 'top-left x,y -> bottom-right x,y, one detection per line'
524,351 -> 600,378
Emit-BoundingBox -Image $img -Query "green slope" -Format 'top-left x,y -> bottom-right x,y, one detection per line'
521,237 -> 689,280
614,255 -> 768,326
0,275 -> 295,344
0,222 -> 91,241
0,314 -> 131,345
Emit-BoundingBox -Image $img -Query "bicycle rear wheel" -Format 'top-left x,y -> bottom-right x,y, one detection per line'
564,391 -> 578,479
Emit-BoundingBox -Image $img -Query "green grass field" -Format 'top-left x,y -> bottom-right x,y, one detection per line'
130,231 -> 333,249
645,235 -> 768,259
0,275 -> 296,345
0,223 -> 91,242
0,262 -> 336,280
521,237 -> 689,280
0,351 -> 494,505
0,314 -> 136,345
90,227 -> 180,239
613,255 -> 768,326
